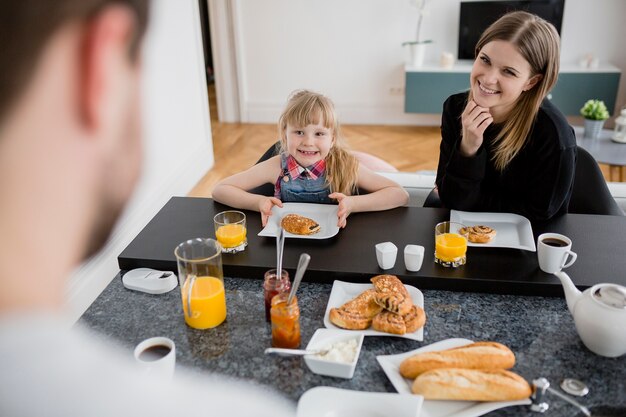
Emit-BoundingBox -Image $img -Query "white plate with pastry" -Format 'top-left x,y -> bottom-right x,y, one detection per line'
323,279 -> 425,341
297,386 -> 423,417
449,210 -> 536,251
257,202 -> 339,239
376,338 -> 532,417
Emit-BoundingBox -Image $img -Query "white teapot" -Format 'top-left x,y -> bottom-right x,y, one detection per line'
555,271 -> 626,357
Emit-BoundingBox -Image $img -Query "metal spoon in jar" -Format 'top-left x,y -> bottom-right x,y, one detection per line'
276,226 -> 285,276
287,253 -> 310,305
264,347 -> 329,357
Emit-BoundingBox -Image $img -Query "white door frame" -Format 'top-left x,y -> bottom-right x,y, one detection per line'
207,0 -> 243,122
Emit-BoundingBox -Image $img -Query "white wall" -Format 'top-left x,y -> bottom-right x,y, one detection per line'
231,0 -> 626,125
65,0 -> 213,322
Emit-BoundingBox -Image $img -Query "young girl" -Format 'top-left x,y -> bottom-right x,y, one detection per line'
434,11 -> 576,221
212,90 -> 408,228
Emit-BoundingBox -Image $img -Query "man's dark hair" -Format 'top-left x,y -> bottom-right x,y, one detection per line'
0,0 -> 149,120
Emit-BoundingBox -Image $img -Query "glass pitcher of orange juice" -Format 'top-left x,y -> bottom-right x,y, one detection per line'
174,238 -> 227,329
434,221 -> 469,268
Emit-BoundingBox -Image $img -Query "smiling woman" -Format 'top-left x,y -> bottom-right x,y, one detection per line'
432,11 -> 576,222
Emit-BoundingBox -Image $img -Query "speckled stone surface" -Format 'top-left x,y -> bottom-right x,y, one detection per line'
81,275 -> 626,416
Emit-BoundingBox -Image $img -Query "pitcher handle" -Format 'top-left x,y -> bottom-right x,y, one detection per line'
186,274 -> 197,318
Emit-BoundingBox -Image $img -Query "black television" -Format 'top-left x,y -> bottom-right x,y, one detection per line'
458,0 -> 565,60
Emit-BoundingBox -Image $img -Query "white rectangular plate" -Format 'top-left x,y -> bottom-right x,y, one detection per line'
323,280 -> 424,341
257,202 -> 340,239
297,386 -> 423,417
449,210 -> 536,251
376,338 -> 531,417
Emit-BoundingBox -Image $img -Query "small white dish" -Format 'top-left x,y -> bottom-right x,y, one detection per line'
404,244 -> 425,272
611,135 -> 626,144
450,210 -> 536,251
303,329 -> 364,379
297,386 -> 423,417
376,338 -> 531,417
122,268 -> 177,294
375,241 -> 398,270
257,202 -> 339,239
323,280 -> 425,341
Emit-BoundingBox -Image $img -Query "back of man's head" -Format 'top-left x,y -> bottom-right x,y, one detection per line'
0,0 -> 149,123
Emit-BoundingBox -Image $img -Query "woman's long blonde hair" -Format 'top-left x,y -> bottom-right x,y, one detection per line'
278,90 -> 359,195
469,11 -> 560,171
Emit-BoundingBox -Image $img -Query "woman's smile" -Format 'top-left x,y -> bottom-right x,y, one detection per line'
477,81 -> 500,95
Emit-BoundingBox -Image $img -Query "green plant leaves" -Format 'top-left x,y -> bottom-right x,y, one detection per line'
580,99 -> 610,120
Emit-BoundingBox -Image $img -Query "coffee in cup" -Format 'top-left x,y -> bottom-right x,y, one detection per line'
134,337 -> 176,379
537,233 -> 577,274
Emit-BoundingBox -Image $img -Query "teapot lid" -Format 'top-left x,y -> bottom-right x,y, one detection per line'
593,285 -> 626,309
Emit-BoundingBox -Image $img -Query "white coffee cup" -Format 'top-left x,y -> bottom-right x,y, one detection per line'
375,242 -> 398,270
404,245 -> 425,272
134,337 -> 176,379
537,233 -> 577,274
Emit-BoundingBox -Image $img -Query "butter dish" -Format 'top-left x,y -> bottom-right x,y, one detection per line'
303,329 -> 364,379
122,268 -> 178,294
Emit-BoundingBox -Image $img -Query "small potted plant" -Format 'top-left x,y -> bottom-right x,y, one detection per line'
402,0 -> 432,67
580,99 -> 610,139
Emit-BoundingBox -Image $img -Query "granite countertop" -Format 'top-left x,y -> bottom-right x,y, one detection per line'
81,275 -> 626,417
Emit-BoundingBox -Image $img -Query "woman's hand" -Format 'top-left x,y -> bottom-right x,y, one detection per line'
258,197 -> 283,227
460,100 -> 493,157
329,192 -> 354,228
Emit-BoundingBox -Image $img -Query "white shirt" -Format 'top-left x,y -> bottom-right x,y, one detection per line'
0,313 -> 296,417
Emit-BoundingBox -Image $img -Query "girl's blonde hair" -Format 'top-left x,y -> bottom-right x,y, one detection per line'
469,11 -> 560,171
278,90 -> 359,195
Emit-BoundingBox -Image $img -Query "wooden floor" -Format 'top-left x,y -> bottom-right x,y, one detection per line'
189,84 -> 614,197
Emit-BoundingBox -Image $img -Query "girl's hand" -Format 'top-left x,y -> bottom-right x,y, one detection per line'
259,197 -> 283,227
329,192 -> 353,228
460,100 -> 493,156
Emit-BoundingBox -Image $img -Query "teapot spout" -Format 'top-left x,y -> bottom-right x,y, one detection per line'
554,271 -> 582,315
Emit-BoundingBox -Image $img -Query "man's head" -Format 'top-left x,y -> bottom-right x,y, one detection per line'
0,0 -> 149,302
0,1 -> 149,123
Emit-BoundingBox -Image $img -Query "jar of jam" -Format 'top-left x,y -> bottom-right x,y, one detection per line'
270,292 -> 300,349
263,269 -> 290,322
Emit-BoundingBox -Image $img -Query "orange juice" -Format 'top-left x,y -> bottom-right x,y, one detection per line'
215,224 -> 247,248
181,276 -> 227,329
435,233 -> 468,262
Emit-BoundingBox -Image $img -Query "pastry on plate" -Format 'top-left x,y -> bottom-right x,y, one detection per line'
281,214 -> 320,235
329,289 -> 383,330
370,274 -> 413,315
371,305 -> 426,335
460,225 -> 497,243
402,305 -> 426,333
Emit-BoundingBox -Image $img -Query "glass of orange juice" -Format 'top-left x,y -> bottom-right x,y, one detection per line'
214,211 -> 247,253
174,238 -> 227,329
434,221 -> 469,268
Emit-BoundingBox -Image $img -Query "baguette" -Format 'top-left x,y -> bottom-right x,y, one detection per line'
412,368 -> 532,401
399,341 -> 515,379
